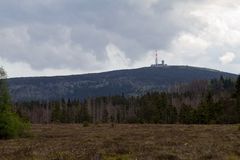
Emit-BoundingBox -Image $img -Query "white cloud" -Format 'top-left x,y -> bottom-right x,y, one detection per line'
188,1 -> 240,47
0,57 -> 104,78
129,0 -> 159,9
105,43 -> 131,70
171,32 -> 209,56
219,52 -> 236,65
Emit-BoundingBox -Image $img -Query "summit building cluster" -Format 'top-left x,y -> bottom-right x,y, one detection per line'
151,51 -> 167,67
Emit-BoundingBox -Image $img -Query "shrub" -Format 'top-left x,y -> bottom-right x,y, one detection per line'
0,112 -> 29,139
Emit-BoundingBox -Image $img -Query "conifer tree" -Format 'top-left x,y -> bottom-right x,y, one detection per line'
235,75 -> 240,121
0,67 -> 29,139
236,75 -> 240,95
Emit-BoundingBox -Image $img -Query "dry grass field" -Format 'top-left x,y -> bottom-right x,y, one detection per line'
0,124 -> 239,160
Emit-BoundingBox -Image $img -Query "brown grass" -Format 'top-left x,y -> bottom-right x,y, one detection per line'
0,124 -> 239,160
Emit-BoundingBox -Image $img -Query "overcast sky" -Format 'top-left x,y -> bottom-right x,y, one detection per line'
0,0 -> 239,77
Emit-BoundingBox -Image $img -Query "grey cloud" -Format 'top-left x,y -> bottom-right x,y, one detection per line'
0,0 -> 182,71
0,0 -> 239,76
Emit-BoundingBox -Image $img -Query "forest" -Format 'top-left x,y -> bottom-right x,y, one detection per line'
14,76 -> 240,124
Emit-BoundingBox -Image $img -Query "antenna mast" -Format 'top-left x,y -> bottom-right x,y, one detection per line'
155,50 -> 158,65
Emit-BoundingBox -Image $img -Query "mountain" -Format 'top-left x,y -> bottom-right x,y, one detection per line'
8,66 -> 237,102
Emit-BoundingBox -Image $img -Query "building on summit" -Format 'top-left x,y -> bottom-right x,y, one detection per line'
151,51 -> 167,67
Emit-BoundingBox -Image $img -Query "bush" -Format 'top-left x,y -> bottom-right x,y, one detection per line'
0,112 -> 29,139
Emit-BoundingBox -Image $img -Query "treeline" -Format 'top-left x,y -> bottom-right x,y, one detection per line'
14,76 -> 240,124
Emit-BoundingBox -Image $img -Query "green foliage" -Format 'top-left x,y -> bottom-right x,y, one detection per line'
236,75 -> 240,121
0,74 -> 11,112
236,75 -> 240,95
51,102 -> 61,123
50,100 -> 90,123
138,92 -> 174,123
165,105 -> 178,124
179,104 -> 193,124
0,112 -> 29,139
0,67 -> 29,139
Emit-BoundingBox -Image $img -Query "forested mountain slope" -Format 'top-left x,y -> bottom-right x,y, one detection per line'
8,66 -> 237,101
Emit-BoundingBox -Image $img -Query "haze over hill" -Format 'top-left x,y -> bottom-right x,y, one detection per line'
8,65 -> 237,102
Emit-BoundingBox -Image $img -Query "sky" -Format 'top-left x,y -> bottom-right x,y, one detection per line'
0,0 -> 240,77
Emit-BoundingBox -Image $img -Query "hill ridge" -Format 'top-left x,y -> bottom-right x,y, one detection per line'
8,65 -> 237,102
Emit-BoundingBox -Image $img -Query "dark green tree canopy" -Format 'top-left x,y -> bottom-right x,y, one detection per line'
236,75 -> 240,95
0,67 -> 11,112
0,67 -> 29,139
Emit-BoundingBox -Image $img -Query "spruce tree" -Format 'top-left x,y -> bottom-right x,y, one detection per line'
236,75 -> 240,122
0,67 -> 29,139
179,104 -> 194,124
236,75 -> 240,95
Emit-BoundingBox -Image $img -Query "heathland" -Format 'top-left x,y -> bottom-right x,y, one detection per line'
0,124 -> 240,160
